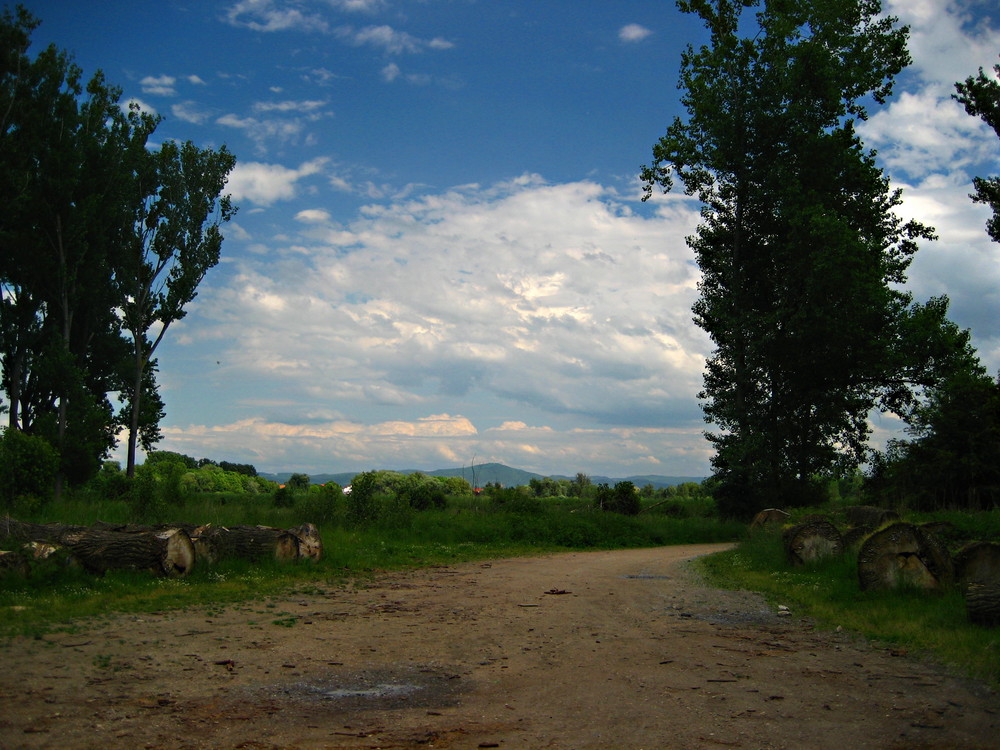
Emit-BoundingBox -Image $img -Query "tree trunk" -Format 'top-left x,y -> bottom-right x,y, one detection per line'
194,525 -> 299,564
0,549 -> 30,576
965,583 -> 1000,627
288,523 -> 323,561
954,541 -> 1000,588
782,518 -> 843,566
857,522 -> 953,591
59,528 -> 195,576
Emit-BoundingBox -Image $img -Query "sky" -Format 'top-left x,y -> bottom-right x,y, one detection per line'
21,0 -> 1000,478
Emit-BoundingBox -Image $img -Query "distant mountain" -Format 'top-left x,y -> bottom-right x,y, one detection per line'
259,463 -> 705,490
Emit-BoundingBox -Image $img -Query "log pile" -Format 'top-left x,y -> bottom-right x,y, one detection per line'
0,517 -> 323,578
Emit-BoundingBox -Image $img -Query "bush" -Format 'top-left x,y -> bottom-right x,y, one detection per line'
0,428 -> 58,511
596,481 -> 640,516
272,485 -> 294,508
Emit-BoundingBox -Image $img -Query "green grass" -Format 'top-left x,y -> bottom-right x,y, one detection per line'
698,522 -> 1000,686
0,492 -> 742,637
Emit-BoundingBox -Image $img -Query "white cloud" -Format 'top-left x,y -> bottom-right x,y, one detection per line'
326,0 -> 387,11
187,74 -> 207,85
216,113 -> 310,153
336,24 -> 453,54
226,158 -> 328,206
619,23 -> 653,43
122,97 -> 157,116
295,208 -> 333,223
252,99 -> 329,114
224,0 -> 330,32
381,62 -> 401,82
171,100 -> 212,124
140,74 -> 177,96
198,176 -> 706,444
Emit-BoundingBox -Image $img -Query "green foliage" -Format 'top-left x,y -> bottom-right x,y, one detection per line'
954,58 -> 1000,244
0,427 -> 58,511
285,473 -> 311,492
869,370 -> 1000,511
595,480 -> 641,515
641,0 -> 973,521
272,485 -> 294,508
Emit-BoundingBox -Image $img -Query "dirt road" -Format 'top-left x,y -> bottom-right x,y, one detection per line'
1,544 -> 996,749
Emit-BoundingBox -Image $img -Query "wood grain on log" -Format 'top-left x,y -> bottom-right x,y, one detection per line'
857,522 -> 953,591
782,519 -> 843,566
966,583 -> 1000,627
288,523 -> 323,561
954,541 -> 1000,588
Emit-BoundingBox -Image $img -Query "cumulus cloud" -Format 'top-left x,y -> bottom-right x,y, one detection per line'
252,99 -> 329,114
177,174 -> 708,475
226,158 -> 328,206
336,24 -> 453,54
619,23 -> 653,42
224,0 -> 330,32
171,100 -> 212,124
140,74 -> 177,96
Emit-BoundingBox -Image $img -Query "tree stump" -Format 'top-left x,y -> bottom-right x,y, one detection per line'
749,508 -> 790,530
966,583 -> 1000,627
59,528 -> 195,576
954,541 -> 1000,588
195,525 -> 299,564
857,522 -> 953,591
844,505 -> 899,529
782,519 -> 843,566
288,523 -> 323,561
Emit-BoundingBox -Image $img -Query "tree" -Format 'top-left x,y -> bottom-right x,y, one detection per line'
641,0 -> 972,518
0,6 -> 145,490
954,57 -> 1000,243
116,137 -> 236,477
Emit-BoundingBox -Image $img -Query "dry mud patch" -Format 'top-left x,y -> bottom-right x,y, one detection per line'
0,544 -> 997,749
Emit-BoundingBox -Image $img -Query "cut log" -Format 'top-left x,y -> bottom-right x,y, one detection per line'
194,525 -> 299,564
0,517 -> 89,545
0,550 -> 29,576
782,519 -> 843,566
857,522 -> 953,591
966,583 -> 1000,627
844,505 -> 899,530
288,523 -> 323,561
749,508 -> 790,530
59,528 -> 195,576
954,541 -> 1000,588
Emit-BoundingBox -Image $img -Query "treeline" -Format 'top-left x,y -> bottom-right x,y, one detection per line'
0,7 -> 235,497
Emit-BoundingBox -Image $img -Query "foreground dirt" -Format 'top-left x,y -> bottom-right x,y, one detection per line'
0,544 -> 997,749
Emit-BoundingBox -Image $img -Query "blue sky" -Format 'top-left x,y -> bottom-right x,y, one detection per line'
24,0 -> 1000,477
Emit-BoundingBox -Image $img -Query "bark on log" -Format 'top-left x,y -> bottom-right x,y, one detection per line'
844,505 -> 899,529
0,517 -> 89,545
857,522 -> 953,591
966,583 -> 1000,627
0,550 -> 29,576
194,525 -> 299,564
59,528 -> 195,576
749,508 -> 790,530
782,519 -> 843,566
288,523 -> 323,561
954,541 -> 1000,588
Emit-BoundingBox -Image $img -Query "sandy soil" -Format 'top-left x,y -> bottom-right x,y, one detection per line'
0,544 -> 996,750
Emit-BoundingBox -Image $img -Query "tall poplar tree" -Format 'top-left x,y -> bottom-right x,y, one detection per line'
642,0 -> 974,518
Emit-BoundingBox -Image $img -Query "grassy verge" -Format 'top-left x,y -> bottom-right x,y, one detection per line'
1,495 -> 742,638
697,521 -> 1000,686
